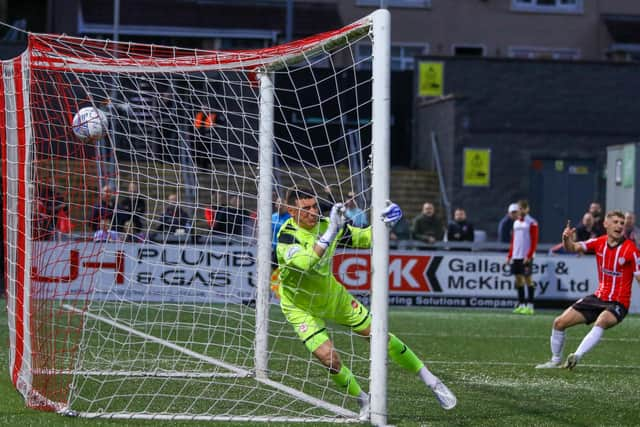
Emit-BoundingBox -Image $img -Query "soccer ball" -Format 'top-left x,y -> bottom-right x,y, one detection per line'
72,106 -> 108,141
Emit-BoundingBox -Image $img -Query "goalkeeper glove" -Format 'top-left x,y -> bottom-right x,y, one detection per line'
318,203 -> 345,249
381,201 -> 402,228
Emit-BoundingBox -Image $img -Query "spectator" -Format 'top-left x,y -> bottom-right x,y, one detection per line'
212,194 -> 249,237
318,185 -> 335,217
204,190 -> 221,229
412,202 -> 444,244
246,211 -> 258,239
116,182 -> 146,235
31,185 -> 46,240
447,208 -> 475,242
193,109 -> 227,169
497,203 -> 519,243
588,202 -> 606,237
623,211 -> 640,247
575,212 -> 597,242
90,184 -> 116,231
158,193 -> 191,235
93,218 -> 121,242
344,192 -> 368,227
56,206 -> 73,235
34,184 -> 67,240
390,216 -> 411,241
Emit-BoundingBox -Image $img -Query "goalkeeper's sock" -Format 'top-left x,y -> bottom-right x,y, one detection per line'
357,391 -> 370,422
418,366 -> 439,388
550,328 -> 565,363
388,333 -> 435,382
574,325 -> 604,359
330,365 -> 363,397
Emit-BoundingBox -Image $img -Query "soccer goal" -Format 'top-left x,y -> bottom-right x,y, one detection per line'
2,9 -> 391,423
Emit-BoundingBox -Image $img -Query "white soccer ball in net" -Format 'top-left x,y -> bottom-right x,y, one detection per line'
72,106 -> 108,141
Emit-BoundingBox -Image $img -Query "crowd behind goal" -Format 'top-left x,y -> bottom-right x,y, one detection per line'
30,174 -> 640,251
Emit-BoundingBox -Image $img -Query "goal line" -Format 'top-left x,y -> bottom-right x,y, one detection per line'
33,369 -> 242,379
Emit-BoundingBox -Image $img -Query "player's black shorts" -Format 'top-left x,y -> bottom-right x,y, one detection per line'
511,259 -> 532,276
571,294 -> 628,324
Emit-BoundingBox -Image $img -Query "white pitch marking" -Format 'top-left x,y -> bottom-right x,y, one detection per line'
396,331 -> 640,343
424,360 -> 640,370
62,304 -> 359,420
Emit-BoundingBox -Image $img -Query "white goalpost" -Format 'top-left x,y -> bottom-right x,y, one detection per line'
2,9 -> 391,423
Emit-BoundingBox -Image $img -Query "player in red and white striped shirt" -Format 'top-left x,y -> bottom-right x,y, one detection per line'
536,210 -> 640,369
507,200 -> 539,315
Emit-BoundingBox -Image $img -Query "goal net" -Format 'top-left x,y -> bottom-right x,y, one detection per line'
2,10 -> 391,423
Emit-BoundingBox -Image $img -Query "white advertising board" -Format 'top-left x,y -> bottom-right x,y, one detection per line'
30,242 -> 640,313
331,251 -> 599,309
31,241 -> 257,304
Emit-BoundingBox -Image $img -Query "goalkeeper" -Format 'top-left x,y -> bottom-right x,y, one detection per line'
275,187 -> 457,420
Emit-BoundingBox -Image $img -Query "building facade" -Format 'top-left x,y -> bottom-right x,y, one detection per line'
414,56 -> 640,242
26,1 -> 640,66
5,0 -> 640,240
338,0 -> 640,65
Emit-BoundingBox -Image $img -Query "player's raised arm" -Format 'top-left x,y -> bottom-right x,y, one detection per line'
562,220 -> 583,253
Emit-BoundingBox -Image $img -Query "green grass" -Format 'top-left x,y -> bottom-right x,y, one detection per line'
1,302 -> 639,426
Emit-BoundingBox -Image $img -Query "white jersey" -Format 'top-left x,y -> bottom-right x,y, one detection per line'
509,214 -> 539,260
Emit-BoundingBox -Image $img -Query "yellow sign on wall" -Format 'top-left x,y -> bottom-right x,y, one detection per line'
463,148 -> 491,187
418,62 -> 443,97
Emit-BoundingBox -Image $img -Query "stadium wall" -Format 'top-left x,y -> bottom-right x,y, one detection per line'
414,57 -> 640,243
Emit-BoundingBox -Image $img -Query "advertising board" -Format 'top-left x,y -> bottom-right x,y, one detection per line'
30,242 -> 640,312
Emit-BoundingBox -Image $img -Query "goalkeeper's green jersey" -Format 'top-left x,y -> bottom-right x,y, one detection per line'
275,217 -> 371,312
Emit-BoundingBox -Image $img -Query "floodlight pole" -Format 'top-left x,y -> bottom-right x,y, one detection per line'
113,0 -> 120,43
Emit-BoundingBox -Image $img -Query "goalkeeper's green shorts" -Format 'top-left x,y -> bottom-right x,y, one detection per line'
280,286 -> 371,352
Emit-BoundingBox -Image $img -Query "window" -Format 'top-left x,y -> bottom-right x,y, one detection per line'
511,0 -> 582,13
453,45 -> 485,57
357,43 -> 429,71
508,46 -> 580,60
356,0 -> 431,8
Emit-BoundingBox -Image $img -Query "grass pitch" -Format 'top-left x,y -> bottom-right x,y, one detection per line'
1,302 -> 639,426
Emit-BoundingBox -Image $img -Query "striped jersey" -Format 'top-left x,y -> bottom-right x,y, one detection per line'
580,236 -> 640,308
508,214 -> 539,260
